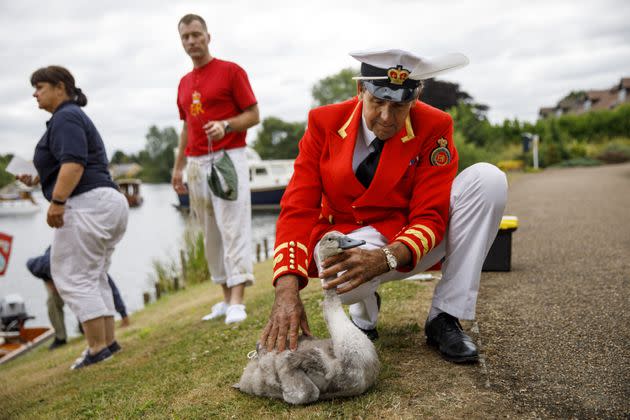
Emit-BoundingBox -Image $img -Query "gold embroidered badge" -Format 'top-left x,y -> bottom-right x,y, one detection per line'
387,65 -> 410,85
430,138 -> 451,166
190,91 -> 204,116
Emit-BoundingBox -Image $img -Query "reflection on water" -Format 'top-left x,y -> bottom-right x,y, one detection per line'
0,184 -> 279,336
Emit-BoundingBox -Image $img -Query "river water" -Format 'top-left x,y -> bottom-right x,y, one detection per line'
0,184 -> 279,336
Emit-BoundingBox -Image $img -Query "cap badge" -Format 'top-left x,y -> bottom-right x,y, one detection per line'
387,65 -> 410,85
430,138 -> 451,166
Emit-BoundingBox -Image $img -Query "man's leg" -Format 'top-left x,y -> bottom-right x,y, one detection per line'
430,163 -> 507,320
217,148 -> 254,324
188,158 -> 230,321
425,163 -> 507,362
45,281 -> 67,347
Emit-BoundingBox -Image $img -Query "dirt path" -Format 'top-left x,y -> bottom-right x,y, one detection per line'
475,163 -> 630,418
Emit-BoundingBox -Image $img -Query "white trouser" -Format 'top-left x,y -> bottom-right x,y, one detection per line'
187,147 -> 254,288
51,187 -> 129,322
314,163 -> 508,329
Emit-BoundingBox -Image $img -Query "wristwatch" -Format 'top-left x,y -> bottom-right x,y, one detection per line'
222,120 -> 233,133
382,247 -> 398,271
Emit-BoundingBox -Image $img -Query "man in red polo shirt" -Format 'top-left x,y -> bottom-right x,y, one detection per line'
172,14 -> 260,324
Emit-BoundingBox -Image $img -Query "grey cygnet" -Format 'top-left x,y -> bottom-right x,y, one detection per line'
235,231 -> 380,404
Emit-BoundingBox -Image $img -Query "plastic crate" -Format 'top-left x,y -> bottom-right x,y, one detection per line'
482,216 -> 518,272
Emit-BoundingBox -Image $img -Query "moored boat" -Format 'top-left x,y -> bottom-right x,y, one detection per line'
0,187 -> 39,217
0,294 -> 54,365
117,178 -> 144,208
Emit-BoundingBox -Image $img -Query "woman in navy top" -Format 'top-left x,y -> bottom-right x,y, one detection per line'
17,66 -> 129,369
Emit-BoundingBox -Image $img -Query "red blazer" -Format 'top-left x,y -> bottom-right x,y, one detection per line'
273,97 -> 458,288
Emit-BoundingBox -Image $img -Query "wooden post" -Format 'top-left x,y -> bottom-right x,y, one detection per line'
263,238 -> 269,260
256,243 -> 261,262
155,282 -> 162,300
180,250 -> 187,287
173,276 -> 179,291
143,292 -> 150,305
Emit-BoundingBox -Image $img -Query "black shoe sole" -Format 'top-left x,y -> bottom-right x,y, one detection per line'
426,337 -> 479,363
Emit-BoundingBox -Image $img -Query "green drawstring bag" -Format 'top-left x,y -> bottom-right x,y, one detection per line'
207,150 -> 238,201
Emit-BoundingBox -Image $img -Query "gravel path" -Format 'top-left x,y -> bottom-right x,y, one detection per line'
476,163 -> 630,418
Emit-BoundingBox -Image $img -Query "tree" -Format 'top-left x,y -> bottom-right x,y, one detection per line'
253,117 -> 306,159
110,150 -> 134,164
0,154 -> 15,189
420,79 -> 473,111
311,67 -> 358,107
137,126 -> 179,182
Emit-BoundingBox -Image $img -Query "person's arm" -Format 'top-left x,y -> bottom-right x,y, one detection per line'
259,274 -> 311,352
171,122 -> 188,194
204,104 -> 260,141
16,174 -> 40,186
320,241 -> 412,294
47,162 -> 84,228
260,108 -> 327,352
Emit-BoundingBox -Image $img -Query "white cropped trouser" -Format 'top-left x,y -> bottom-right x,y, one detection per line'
314,163 -> 508,330
187,147 -> 254,288
51,187 -> 128,322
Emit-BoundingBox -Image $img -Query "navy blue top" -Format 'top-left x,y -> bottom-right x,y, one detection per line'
33,101 -> 117,201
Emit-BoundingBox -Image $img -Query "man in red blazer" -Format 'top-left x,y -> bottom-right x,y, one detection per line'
261,49 -> 507,363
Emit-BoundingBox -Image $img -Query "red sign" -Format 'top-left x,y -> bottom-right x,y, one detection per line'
0,232 -> 12,276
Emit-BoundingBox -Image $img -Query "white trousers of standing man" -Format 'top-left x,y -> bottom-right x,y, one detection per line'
314,163 -> 508,330
186,147 -> 254,288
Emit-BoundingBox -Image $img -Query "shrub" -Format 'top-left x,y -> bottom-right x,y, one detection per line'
597,143 -> 630,164
552,158 -> 602,167
453,131 -> 496,172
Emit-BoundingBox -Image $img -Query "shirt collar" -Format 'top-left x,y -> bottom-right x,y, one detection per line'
46,101 -> 75,127
360,114 -> 378,148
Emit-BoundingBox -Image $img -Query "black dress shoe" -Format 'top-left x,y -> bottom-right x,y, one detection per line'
48,338 -> 67,351
352,292 -> 381,341
425,313 -> 478,363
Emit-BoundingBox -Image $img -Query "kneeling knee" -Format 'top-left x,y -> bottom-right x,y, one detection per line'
465,163 -> 508,206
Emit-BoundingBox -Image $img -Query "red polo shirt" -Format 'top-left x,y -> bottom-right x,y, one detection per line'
177,58 -> 257,156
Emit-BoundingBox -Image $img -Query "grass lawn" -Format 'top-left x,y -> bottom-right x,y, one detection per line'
0,259 -> 515,419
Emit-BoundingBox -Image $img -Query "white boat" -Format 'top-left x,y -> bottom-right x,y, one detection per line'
0,190 -> 39,217
246,148 -> 294,210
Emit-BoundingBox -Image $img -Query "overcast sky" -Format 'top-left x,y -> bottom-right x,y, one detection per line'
1,0 -> 629,159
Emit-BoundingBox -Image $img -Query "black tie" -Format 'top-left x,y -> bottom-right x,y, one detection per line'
355,138 -> 384,188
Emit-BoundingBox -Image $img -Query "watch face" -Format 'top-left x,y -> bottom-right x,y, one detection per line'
383,248 -> 397,270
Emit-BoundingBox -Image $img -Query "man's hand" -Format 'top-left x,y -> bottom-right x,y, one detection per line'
260,275 -> 311,352
203,120 -> 226,141
16,174 -> 39,186
171,169 -> 187,194
47,202 -> 65,228
320,247 -> 389,294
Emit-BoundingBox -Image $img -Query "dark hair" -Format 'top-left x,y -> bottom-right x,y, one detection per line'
178,14 -> 208,32
30,65 -> 88,107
